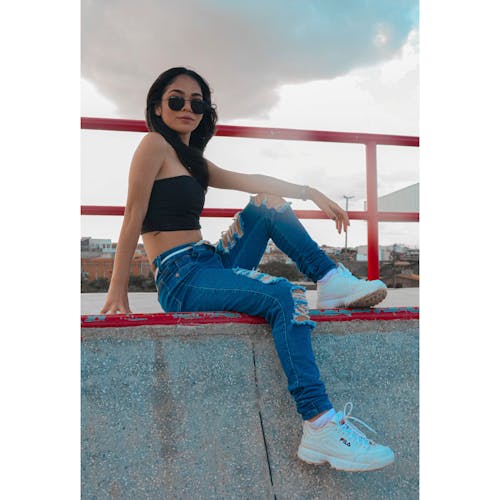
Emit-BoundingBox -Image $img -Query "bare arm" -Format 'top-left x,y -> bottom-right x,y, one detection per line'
100,133 -> 167,314
207,160 -> 350,234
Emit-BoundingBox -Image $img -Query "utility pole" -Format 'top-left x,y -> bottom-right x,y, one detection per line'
343,195 -> 354,250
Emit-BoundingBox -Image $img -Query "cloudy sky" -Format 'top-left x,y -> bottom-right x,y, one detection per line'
81,0 -> 419,248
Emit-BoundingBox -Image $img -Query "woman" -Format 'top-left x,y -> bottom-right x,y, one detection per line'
101,67 -> 394,472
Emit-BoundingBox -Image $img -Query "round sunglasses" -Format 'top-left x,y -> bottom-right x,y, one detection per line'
165,95 -> 209,115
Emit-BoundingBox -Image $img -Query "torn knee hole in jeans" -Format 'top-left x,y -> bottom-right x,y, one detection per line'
216,212 -> 244,253
232,267 -> 285,284
232,268 -> 316,327
251,194 -> 291,212
291,286 -> 316,327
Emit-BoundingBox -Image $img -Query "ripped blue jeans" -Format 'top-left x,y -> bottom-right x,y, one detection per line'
154,195 -> 337,420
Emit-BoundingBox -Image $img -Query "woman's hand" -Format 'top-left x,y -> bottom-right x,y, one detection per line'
100,288 -> 132,314
309,188 -> 350,235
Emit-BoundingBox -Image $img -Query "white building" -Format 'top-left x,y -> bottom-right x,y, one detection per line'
88,238 -> 112,251
81,237 -> 116,258
356,244 -> 417,263
364,183 -> 419,212
356,245 -> 393,262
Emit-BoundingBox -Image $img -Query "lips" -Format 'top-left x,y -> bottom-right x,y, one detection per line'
177,116 -> 195,121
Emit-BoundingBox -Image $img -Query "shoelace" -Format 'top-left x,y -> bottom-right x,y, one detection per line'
337,402 -> 377,445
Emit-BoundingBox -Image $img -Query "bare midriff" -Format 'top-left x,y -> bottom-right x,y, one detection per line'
142,229 -> 203,270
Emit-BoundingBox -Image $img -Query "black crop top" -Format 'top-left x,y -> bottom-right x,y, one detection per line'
141,176 -> 205,234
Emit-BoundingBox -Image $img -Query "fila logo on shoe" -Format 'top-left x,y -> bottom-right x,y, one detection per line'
340,437 -> 351,447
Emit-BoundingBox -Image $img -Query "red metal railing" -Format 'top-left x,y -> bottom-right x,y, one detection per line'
81,117 -> 419,279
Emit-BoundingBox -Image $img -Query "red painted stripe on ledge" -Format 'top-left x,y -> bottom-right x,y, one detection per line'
81,307 -> 419,328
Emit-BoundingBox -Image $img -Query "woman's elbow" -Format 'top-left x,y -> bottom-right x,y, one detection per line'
122,206 -> 146,230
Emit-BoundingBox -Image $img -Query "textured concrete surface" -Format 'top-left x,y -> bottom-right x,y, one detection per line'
254,330 -> 418,499
82,321 -> 418,499
81,288 -> 419,314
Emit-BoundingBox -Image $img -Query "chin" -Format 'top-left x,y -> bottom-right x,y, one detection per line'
175,126 -> 198,136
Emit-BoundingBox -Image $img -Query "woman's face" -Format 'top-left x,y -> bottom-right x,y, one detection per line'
155,74 -> 205,143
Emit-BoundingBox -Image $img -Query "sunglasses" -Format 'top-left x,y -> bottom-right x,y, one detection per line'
165,95 -> 209,115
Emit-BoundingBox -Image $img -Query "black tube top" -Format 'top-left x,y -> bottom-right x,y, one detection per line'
141,176 -> 205,234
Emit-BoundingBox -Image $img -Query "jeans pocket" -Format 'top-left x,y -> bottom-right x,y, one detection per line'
157,270 -> 182,312
174,253 -> 196,272
157,254 -> 199,312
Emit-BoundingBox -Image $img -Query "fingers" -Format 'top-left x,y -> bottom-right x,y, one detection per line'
343,214 -> 350,233
329,205 -> 349,234
317,198 -> 350,234
327,209 -> 340,234
336,217 -> 342,234
332,214 -> 343,234
340,209 -> 350,234
99,303 -> 131,315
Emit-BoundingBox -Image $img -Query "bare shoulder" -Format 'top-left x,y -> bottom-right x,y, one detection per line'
138,132 -> 173,154
132,132 -> 176,170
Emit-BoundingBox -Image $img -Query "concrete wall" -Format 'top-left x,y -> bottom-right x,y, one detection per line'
82,320 -> 418,499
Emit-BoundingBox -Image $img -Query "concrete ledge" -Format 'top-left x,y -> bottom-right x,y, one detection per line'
81,320 -> 418,499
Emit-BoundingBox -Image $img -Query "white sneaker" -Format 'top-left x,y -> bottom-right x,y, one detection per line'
317,263 -> 387,308
298,403 -> 395,472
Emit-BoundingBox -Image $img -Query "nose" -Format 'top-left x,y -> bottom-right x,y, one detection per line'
182,100 -> 193,112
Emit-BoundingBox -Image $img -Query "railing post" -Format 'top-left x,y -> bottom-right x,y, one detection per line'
365,141 -> 380,280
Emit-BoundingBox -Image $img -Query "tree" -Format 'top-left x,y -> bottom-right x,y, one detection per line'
81,276 -> 109,293
128,273 -> 156,292
81,273 -> 157,292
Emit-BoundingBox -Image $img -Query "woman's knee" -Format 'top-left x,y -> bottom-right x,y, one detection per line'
272,281 -> 315,327
251,193 -> 288,210
217,211 -> 244,253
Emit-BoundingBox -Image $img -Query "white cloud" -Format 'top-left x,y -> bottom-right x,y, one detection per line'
226,29 -> 419,136
82,0 -> 418,120
81,79 -> 120,118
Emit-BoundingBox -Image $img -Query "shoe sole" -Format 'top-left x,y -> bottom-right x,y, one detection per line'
318,287 -> 388,309
297,444 -> 394,472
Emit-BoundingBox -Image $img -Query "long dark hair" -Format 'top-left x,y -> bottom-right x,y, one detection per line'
145,67 -> 218,190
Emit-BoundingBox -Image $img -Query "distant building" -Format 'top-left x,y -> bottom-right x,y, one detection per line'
81,237 -> 115,258
81,256 -> 114,281
89,238 -> 113,251
81,238 -> 151,280
364,183 -> 419,212
81,254 -> 152,281
136,244 -> 147,256
356,245 -> 392,262
356,244 -> 419,263
390,243 -> 410,254
81,237 -> 91,252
